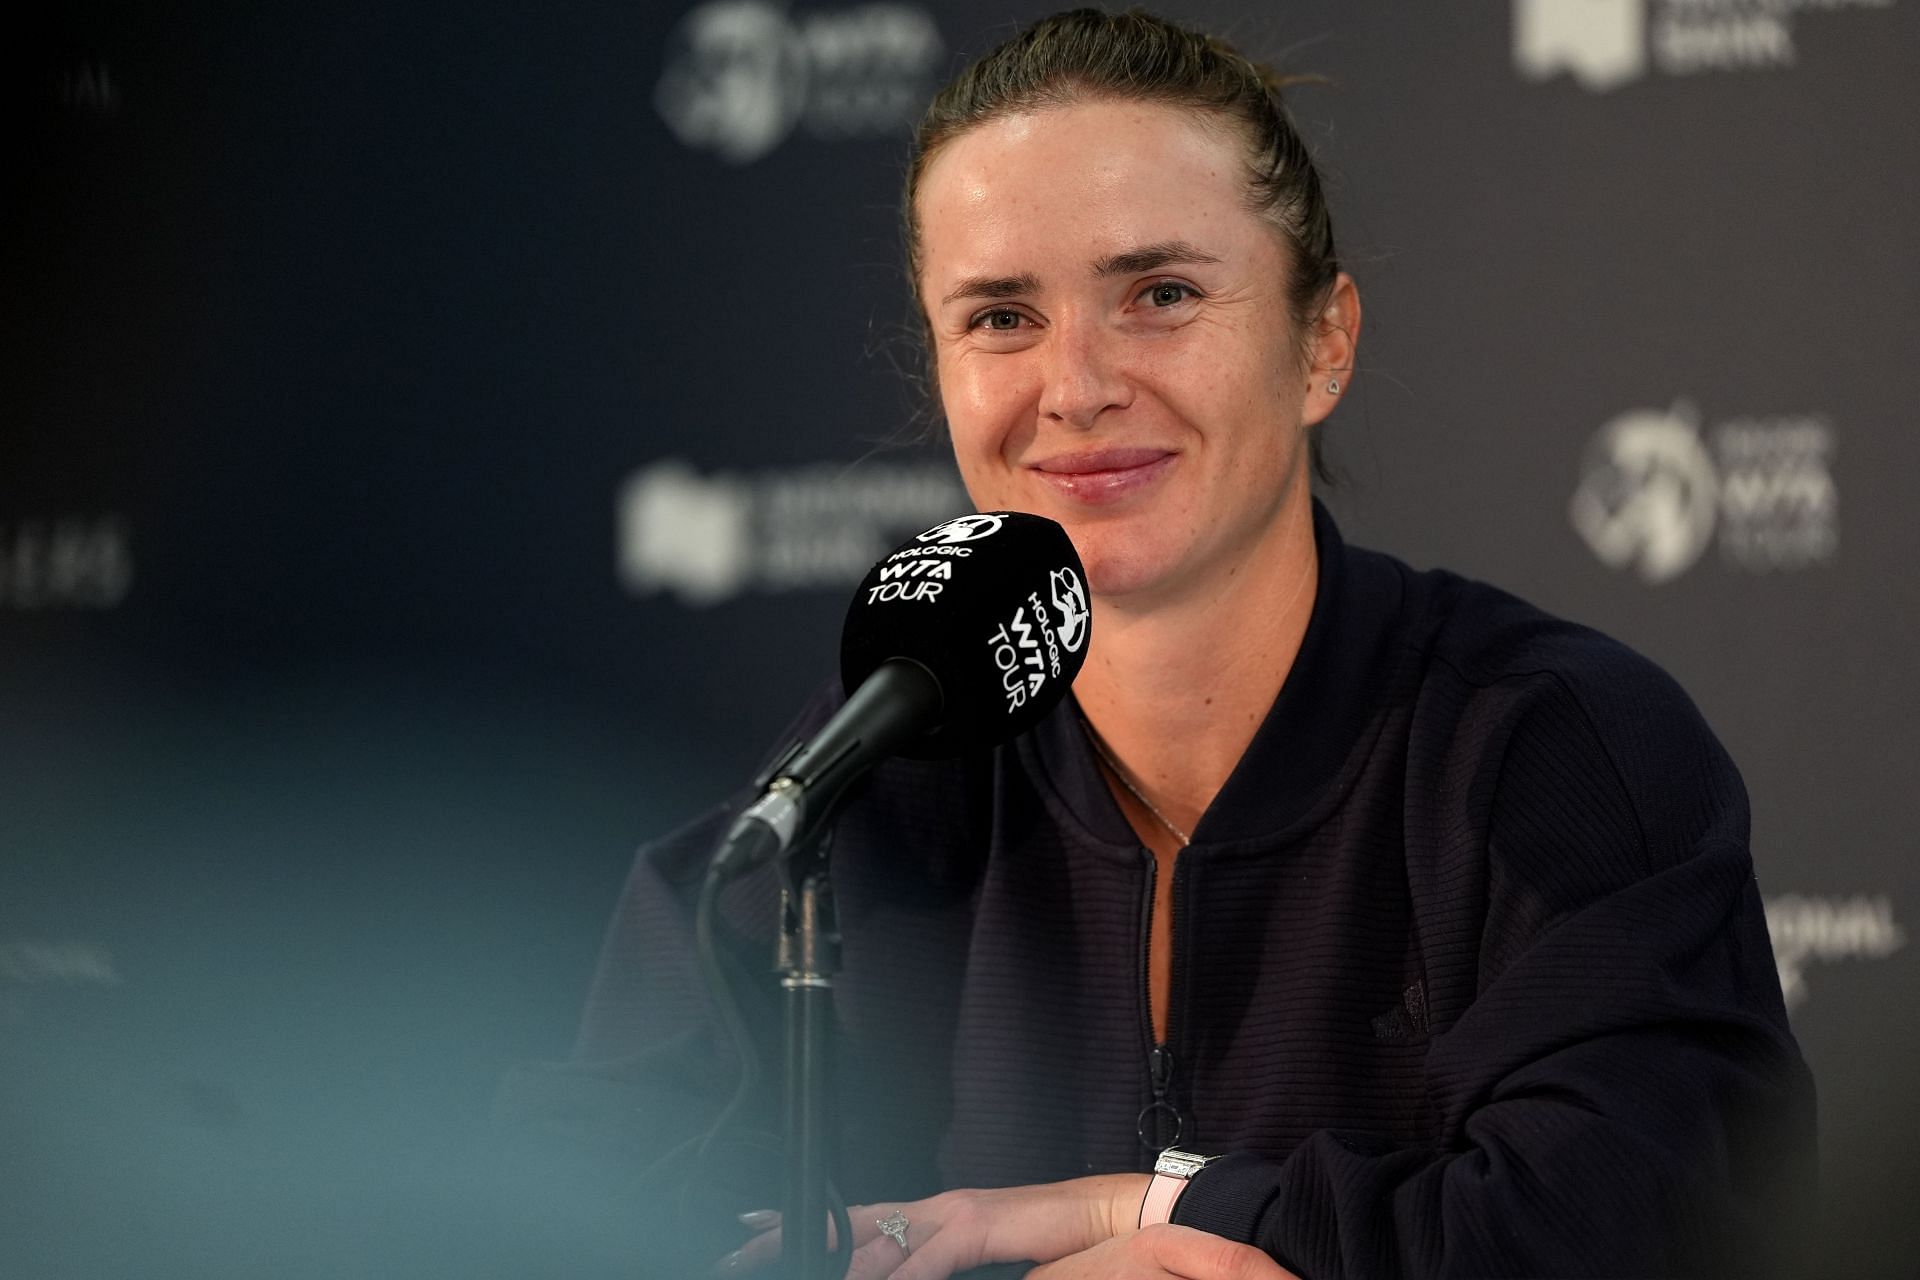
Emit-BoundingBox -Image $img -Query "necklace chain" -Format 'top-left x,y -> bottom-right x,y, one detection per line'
1080,717 -> 1192,847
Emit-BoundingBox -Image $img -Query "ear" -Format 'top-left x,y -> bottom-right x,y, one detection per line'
1299,272 -> 1361,429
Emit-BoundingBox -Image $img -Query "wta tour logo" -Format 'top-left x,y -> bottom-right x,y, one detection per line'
916,514 -> 1004,545
654,1 -> 944,163
1514,0 -> 1897,91
1569,401 -> 1837,584
985,567 -> 1083,714
1050,567 -> 1088,654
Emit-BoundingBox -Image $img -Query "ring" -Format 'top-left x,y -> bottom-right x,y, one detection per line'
875,1209 -> 910,1256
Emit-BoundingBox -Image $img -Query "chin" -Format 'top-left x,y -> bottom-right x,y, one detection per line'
985,490 -> 1182,598
1068,529 -> 1176,602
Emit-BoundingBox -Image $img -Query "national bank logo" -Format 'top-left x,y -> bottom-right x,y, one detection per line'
1569,401 -> 1837,583
617,458 -> 968,605
655,1 -> 944,163
1514,0 -> 1897,90
1515,0 -> 1646,91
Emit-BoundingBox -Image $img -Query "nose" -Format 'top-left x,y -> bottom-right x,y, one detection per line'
1039,316 -> 1132,429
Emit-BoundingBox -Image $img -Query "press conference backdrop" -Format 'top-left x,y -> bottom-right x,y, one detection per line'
4,1 -> 1913,1275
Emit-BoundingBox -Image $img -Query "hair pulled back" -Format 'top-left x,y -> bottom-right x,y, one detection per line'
900,9 -> 1343,478
904,8 -> 1339,359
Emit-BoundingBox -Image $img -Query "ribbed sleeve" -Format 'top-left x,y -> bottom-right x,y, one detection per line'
1169,661 -> 1814,1277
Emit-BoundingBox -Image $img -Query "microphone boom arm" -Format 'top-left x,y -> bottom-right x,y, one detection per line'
711,658 -> 943,880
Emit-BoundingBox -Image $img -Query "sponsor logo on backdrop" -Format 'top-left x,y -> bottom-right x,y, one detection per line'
0,516 -> 133,609
618,458 -> 968,605
655,1 -> 944,163
1765,893 -> 1906,1009
1569,401 -> 1837,583
1515,0 -> 1895,91
55,61 -> 122,114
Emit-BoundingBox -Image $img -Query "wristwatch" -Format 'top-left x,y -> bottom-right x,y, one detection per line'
1138,1148 -> 1217,1228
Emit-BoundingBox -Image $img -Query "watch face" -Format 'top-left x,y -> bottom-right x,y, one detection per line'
1153,1149 -> 1211,1179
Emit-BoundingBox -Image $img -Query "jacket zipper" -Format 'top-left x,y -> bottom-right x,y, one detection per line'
1137,845 -> 1184,1157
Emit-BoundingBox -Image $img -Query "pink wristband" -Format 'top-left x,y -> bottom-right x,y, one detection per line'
1137,1149 -> 1215,1228
1138,1170 -> 1188,1227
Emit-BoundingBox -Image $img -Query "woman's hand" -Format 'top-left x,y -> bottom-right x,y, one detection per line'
1028,1226 -> 1302,1280
722,1174 -> 1148,1278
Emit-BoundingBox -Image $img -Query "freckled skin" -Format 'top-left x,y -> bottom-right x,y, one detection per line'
915,100 -> 1340,606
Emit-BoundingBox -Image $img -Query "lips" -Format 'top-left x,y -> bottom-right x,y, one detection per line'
1029,447 -> 1177,504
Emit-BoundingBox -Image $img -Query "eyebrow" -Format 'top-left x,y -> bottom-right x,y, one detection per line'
941,272 -> 1043,306
938,241 -> 1222,307
1091,240 -> 1222,277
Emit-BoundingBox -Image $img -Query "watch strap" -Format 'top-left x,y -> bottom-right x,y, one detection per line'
1138,1149 -> 1215,1229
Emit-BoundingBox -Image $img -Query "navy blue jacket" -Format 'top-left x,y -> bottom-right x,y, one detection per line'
545,504 -> 1814,1278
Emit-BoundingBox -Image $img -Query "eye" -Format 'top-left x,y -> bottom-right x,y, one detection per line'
1143,281 -> 1197,308
971,308 -> 1026,332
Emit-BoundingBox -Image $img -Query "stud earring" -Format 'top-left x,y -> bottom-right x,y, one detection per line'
1327,378 -> 1341,395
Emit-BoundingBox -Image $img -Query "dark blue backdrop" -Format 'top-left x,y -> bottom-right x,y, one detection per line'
6,2 -> 1916,1275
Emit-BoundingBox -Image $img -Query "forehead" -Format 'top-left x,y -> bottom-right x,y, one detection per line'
915,100 -> 1262,279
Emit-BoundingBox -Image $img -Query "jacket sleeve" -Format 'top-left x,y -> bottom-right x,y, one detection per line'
487,798 -> 794,1276
489,688 -> 843,1276
1170,665 -> 1817,1279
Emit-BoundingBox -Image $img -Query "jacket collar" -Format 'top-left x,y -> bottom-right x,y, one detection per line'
1021,500 -> 1408,849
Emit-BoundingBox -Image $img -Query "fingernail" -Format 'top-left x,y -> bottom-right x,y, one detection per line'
712,1250 -> 743,1273
738,1209 -> 780,1230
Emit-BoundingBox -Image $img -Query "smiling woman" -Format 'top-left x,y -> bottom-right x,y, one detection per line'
557,10 -> 1816,1280
914,99 -> 1343,609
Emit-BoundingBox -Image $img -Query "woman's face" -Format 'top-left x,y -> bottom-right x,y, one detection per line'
915,99 -> 1348,605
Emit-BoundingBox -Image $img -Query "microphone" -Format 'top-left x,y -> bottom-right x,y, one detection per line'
712,511 -> 1092,878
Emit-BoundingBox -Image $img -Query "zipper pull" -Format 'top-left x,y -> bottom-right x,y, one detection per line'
1137,1045 -> 1184,1152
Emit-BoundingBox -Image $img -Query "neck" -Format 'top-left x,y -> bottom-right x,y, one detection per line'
1072,500 -> 1320,839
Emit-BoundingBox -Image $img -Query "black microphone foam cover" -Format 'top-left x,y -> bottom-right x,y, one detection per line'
839,512 -> 1091,759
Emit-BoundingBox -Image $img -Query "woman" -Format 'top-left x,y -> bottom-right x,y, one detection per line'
562,10 -> 1814,1278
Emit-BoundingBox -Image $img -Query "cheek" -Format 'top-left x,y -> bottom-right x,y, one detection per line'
1150,317 -> 1274,390
1210,331 -> 1306,426
933,368 -> 1002,500
938,353 -> 1033,450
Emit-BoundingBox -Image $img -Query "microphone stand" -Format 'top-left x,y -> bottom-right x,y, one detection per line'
778,826 -> 841,1280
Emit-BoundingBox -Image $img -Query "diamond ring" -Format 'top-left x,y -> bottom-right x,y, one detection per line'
875,1209 -> 910,1256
